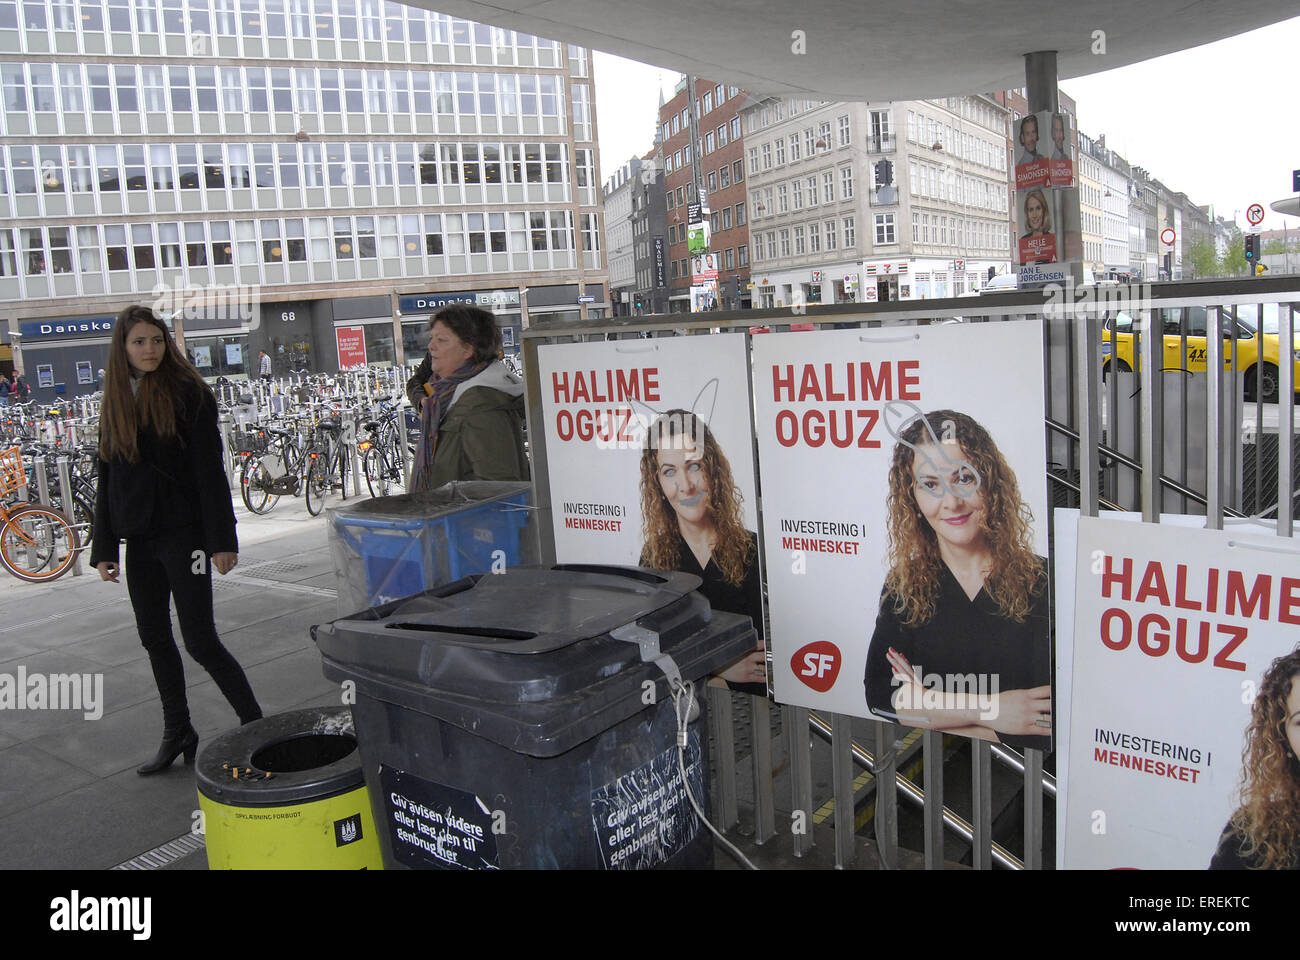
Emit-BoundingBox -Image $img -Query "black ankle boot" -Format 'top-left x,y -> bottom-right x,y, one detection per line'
137,724 -> 199,776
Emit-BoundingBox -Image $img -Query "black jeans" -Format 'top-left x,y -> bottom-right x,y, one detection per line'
126,531 -> 261,730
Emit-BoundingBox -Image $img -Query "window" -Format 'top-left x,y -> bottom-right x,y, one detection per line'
705,132 -> 714,153
818,121 -> 831,149
806,175 -> 818,207
707,171 -> 717,193
789,134 -> 800,162
793,225 -> 804,254
822,171 -> 834,203
808,225 -> 820,253
837,114 -> 850,147
730,117 -> 740,139
719,165 -> 730,188
804,128 -> 815,157
105,224 -> 129,270
735,201 -> 745,225
761,143 -> 771,170
777,183 -> 788,213
875,213 -> 895,244
733,159 -> 743,183
132,223 -> 155,269
775,138 -> 785,165
765,232 -> 775,260
722,207 -> 732,230
702,91 -> 712,113
738,244 -> 747,266
724,246 -> 734,269
185,222 -> 208,266
715,83 -> 724,103
779,228 -> 790,257
793,179 -> 803,209
824,220 -> 837,250
840,166 -> 853,199
716,124 -> 727,147
842,217 -> 855,247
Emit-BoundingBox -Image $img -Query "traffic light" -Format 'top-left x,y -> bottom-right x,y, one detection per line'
1244,233 -> 1260,262
634,294 -> 644,311
874,159 -> 894,185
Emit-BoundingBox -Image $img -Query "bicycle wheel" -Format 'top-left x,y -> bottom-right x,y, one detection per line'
240,457 -> 280,515
304,452 -> 330,516
362,445 -> 390,498
0,505 -> 79,583
336,446 -> 350,501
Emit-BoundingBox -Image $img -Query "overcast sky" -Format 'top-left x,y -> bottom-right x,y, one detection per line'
594,15 -> 1300,231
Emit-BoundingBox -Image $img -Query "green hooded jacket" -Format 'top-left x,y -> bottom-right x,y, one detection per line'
412,360 -> 529,490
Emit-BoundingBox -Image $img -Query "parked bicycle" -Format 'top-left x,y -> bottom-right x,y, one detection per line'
0,446 -> 80,582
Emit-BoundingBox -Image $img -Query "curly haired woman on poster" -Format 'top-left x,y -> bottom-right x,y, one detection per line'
863,407 -> 1051,750
639,409 -> 767,695
1210,646 -> 1300,869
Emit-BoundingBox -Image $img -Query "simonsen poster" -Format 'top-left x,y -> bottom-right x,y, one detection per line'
1064,517 -> 1300,869
753,321 -> 1050,747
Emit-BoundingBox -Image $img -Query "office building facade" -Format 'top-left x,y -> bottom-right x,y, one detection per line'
0,0 -> 606,396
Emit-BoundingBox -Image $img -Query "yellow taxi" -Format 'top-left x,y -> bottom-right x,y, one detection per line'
1101,304 -> 1300,403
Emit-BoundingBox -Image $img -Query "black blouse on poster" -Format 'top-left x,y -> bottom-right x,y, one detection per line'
652,531 -> 766,697
1209,819 -> 1300,870
863,557 -> 1052,752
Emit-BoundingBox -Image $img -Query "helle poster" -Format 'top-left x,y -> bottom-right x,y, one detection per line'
752,321 -> 1050,748
535,334 -> 767,689
1064,517 -> 1300,869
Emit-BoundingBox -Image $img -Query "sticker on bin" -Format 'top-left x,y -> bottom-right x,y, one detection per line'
590,730 -> 703,869
379,766 -> 500,870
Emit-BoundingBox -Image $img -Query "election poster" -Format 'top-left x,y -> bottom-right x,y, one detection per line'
752,321 -> 1050,747
1063,516 -> 1300,869
335,326 -> 367,369
536,332 -> 766,689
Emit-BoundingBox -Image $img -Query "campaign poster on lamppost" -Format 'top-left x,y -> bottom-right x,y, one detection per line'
1015,110 -> 1078,287
535,335 -> 766,690
752,321 -> 1050,748
1064,516 -> 1300,869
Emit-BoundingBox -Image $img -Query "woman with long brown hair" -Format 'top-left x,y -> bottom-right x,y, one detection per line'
90,306 -> 261,775
863,408 -> 1051,749
1211,646 -> 1300,869
639,409 -> 766,693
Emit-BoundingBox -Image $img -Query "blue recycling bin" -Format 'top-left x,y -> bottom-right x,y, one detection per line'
328,481 -> 535,614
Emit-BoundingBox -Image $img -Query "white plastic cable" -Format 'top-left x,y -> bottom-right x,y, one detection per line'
671,679 -> 759,871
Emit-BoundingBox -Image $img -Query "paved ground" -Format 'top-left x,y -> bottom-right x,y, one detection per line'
0,490 -> 345,870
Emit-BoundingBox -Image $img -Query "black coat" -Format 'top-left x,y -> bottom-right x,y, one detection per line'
89,382 -> 237,566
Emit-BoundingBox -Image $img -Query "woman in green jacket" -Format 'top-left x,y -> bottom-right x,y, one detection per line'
406,305 -> 528,491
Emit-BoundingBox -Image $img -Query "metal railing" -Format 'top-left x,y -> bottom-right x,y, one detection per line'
521,275 -> 1300,869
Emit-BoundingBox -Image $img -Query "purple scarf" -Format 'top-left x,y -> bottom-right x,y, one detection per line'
410,359 -> 490,492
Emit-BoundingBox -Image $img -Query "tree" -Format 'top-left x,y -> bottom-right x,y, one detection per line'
1221,227 -> 1247,276
1185,238 -> 1219,279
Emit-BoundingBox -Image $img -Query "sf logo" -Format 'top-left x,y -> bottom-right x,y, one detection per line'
791,640 -> 841,692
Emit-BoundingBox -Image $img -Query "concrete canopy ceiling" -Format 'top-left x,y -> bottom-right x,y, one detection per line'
403,0 -> 1298,100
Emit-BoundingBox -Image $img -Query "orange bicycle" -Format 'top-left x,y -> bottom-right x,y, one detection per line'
0,446 -> 79,582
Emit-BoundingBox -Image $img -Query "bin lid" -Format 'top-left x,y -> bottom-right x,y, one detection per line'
328,481 -> 531,520
195,707 -> 366,807
314,565 -> 757,757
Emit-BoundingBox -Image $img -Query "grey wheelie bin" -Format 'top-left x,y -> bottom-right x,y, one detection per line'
312,564 -> 757,869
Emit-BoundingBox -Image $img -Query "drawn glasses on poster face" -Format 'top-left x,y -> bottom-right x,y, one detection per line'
882,400 -> 982,502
